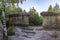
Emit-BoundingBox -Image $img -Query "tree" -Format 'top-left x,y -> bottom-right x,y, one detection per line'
13,7 -> 22,12
48,5 -> 53,12
5,7 -> 22,14
48,3 -> 60,12
3,0 -> 26,8
29,7 -> 43,26
40,16 -> 43,24
0,0 -> 25,40
53,3 -> 60,12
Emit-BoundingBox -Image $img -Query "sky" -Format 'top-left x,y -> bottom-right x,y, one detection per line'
17,0 -> 60,15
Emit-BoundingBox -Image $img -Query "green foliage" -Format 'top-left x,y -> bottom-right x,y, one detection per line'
48,3 -> 60,12
40,16 -> 43,24
0,0 -> 25,3
52,31 -> 58,38
0,0 -> 23,19
7,26 -> 15,35
29,7 -> 43,26
5,6 -> 11,14
53,3 -> 60,12
7,0 -> 25,3
5,6 -> 22,15
0,0 -> 25,10
0,4 -> 3,19
48,5 -> 53,12
13,7 -> 22,12
0,0 -> 24,15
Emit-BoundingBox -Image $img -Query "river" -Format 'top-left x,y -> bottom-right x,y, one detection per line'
8,26 -> 60,40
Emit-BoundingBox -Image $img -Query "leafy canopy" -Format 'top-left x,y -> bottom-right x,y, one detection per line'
48,3 -> 60,13
48,5 -> 53,12
29,7 -> 43,26
53,3 -> 60,13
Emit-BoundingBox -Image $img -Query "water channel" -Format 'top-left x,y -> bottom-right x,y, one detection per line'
8,26 -> 60,40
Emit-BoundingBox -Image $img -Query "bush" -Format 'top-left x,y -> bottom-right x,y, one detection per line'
28,7 -> 43,26
52,31 -> 58,38
7,26 -> 15,36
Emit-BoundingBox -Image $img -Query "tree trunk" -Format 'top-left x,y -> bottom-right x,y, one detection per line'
2,0 -> 8,40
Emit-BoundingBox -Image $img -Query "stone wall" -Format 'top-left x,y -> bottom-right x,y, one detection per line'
7,12 -> 29,26
42,16 -> 56,29
41,12 -> 60,30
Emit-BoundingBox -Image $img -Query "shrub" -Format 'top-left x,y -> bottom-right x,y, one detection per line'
52,31 -> 58,38
7,26 -> 15,36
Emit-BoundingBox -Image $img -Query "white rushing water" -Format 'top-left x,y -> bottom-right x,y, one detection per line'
8,26 -> 60,40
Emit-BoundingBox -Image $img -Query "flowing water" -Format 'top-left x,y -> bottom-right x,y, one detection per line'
8,26 -> 60,40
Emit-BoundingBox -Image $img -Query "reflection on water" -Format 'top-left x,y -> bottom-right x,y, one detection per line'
8,26 -> 60,40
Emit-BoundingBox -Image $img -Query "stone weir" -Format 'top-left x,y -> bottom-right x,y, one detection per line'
7,11 -> 29,26
41,12 -> 60,30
